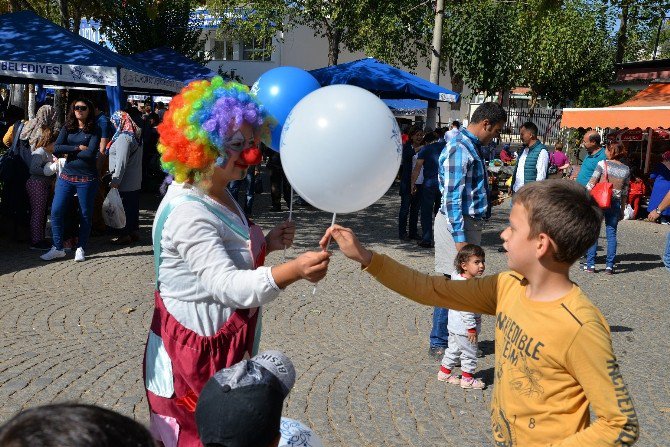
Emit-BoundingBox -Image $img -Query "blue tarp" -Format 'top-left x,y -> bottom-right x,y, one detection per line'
383,99 -> 427,116
128,47 -> 216,84
0,11 -> 182,101
310,58 -> 459,103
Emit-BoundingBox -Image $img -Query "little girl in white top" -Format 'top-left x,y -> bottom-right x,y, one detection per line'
437,244 -> 486,389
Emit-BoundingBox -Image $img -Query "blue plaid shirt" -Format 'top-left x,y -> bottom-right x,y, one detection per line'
438,128 -> 489,243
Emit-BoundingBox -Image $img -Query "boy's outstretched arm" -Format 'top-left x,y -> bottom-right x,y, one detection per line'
321,225 -> 498,315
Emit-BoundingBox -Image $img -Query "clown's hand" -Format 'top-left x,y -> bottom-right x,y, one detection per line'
266,220 -> 295,253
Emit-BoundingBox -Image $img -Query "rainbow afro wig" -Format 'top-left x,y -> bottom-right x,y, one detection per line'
157,77 -> 272,183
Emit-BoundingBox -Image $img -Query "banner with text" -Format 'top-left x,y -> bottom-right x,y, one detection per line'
0,59 -> 117,85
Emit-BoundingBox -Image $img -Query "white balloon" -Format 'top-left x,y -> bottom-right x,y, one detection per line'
280,85 -> 402,214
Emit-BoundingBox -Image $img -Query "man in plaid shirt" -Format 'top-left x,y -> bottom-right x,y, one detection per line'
428,102 -> 507,359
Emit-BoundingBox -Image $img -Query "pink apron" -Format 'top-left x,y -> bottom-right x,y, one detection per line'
144,195 -> 266,447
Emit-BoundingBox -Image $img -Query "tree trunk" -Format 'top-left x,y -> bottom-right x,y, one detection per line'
57,0 -> 69,28
71,10 -> 82,34
327,28 -> 342,66
54,89 -> 67,131
615,2 -> 629,64
448,59 -> 464,113
27,84 -> 36,120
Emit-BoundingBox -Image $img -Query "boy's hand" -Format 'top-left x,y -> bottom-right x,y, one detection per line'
467,332 -> 477,344
265,220 -> 295,252
320,224 -> 373,267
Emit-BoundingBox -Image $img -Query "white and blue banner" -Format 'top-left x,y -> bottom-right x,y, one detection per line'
0,59 -> 117,85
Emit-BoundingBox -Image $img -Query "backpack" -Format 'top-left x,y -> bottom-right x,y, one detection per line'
0,120 -> 28,183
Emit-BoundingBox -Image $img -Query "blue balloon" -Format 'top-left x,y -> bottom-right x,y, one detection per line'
251,67 -> 321,151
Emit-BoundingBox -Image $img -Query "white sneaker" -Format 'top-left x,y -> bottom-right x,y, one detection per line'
74,247 -> 85,262
40,246 -> 66,261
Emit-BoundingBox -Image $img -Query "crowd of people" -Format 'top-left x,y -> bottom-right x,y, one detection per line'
1,79 -> 668,446
0,94 -> 167,261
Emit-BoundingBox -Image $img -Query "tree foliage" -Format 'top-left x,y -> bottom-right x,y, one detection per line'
522,0 -> 614,106
99,0 -> 206,62
443,0 -> 524,98
205,0 -> 433,67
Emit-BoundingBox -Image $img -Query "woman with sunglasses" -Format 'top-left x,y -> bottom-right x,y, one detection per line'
41,98 -> 100,262
143,78 -> 330,447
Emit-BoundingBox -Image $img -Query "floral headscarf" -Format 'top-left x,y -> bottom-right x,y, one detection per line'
20,105 -> 57,149
109,111 -> 141,149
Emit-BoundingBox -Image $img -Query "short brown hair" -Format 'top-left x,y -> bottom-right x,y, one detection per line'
513,180 -> 603,264
608,142 -> 628,161
554,142 -> 564,151
454,244 -> 485,273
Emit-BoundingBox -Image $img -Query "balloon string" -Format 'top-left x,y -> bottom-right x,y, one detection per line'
283,187 -> 294,262
312,212 -> 336,295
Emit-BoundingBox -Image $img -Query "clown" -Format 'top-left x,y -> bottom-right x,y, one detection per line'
144,77 -> 331,447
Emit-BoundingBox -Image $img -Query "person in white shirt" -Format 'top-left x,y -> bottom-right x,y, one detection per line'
143,78 -> 330,447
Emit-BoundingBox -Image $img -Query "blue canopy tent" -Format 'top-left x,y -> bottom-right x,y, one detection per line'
0,11 -> 183,115
310,58 -> 460,103
128,47 -> 216,84
383,99 -> 428,116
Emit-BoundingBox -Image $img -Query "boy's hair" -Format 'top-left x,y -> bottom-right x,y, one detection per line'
0,403 -> 155,447
513,180 -> 603,264
454,244 -> 485,273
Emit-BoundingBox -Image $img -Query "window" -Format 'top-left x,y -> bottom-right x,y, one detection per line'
241,38 -> 272,61
213,39 -> 234,60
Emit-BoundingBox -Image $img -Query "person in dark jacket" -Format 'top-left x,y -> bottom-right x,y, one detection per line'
41,98 -> 100,262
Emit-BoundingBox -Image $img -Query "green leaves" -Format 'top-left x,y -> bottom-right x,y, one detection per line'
99,0 -> 206,62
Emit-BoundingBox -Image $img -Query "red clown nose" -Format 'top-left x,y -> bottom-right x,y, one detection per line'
239,146 -> 263,165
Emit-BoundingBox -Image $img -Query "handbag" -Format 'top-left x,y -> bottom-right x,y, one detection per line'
590,162 -> 613,209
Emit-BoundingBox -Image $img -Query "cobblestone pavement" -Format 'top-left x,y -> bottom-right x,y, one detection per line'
1,181 -> 669,446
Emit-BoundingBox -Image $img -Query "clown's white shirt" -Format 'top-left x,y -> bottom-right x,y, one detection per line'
153,182 -> 280,336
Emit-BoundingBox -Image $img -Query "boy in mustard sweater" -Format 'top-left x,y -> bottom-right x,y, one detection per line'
321,180 -> 638,446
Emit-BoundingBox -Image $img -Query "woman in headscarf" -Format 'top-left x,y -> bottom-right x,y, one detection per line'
107,111 -> 143,245
20,104 -> 58,151
143,77 -> 330,447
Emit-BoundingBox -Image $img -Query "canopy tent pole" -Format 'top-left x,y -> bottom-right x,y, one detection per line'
644,128 -> 654,174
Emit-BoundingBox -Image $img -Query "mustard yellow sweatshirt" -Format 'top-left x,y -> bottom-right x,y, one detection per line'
366,252 -> 638,446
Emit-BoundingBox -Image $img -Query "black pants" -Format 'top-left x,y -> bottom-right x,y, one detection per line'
269,166 -> 291,208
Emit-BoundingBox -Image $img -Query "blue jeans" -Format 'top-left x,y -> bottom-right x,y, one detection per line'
587,200 -> 621,269
119,189 -> 140,236
664,232 -> 670,272
51,177 -> 99,250
430,306 -> 449,348
228,170 -> 256,215
420,184 -> 440,243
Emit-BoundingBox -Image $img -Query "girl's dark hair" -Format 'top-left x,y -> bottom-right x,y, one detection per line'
65,98 -> 96,133
454,244 -> 485,273
0,403 -> 155,447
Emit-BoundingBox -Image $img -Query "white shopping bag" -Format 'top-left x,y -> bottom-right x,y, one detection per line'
623,204 -> 634,220
103,188 -> 126,229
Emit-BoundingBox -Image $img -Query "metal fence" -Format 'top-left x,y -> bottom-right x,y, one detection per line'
471,104 -> 565,145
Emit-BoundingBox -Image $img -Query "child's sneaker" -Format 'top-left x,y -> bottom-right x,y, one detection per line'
437,371 -> 461,384
460,376 -> 485,389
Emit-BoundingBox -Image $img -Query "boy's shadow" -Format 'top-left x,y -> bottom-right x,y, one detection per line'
479,339 -> 495,356
477,366 -> 495,385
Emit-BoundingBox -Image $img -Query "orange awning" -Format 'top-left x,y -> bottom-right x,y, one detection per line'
561,83 -> 670,129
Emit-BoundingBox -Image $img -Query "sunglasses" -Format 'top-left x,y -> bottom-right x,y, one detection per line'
74,105 -> 88,111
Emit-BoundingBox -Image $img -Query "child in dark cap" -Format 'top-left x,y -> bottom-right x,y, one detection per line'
196,350 -> 322,447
